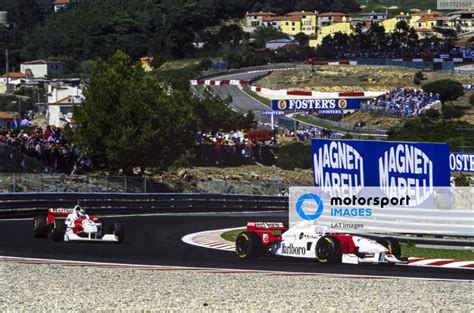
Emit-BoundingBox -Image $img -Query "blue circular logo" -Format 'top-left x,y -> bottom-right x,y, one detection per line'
296,193 -> 324,220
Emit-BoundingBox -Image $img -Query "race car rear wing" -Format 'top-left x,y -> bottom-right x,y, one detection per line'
48,208 -> 73,217
246,222 -> 289,232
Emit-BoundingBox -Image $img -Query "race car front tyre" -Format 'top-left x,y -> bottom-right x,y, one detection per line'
315,236 -> 342,264
51,220 -> 67,242
33,216 -> 48,238
109,221 -> 124,243
376,237 -> 401,258
235,231 -> 262,260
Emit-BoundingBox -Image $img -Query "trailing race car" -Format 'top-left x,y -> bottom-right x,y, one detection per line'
33,206 -> 124,243
235,221 -> 407,264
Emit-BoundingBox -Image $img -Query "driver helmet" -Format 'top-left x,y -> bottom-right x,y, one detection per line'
73,205 -> 85,217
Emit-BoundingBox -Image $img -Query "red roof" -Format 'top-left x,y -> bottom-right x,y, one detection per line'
0,72 -> 27,78
53,0 -> 70,4
279,16 -> 302,21
0,112 -> 15,120
263,16 -> 282,22
417,17 -> 437,22
280,44 -> 300,49
414,28 -> 433,32
412,10 -> 443,16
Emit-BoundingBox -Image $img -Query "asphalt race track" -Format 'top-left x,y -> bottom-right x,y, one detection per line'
209,71 -> 270,117
0,212 -> 472,281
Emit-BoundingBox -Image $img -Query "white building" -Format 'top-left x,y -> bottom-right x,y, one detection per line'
48,85 -> 84,104
20,60 -> 64,78
47,95 -> 82,127
0,72 -> 28,92
265,38 -> 297,50
46,83 -> 84,127
53,0 -> 70,12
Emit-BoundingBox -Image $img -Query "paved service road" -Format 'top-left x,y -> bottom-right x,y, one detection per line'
1,214 -> 472,281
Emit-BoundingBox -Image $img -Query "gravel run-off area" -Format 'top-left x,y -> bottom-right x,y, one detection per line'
1,263 -> 473,311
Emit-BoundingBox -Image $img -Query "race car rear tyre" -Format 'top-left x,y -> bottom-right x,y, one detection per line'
315,236 -> 342,264
51,220 -> 67,242
235,231 -> 262,260
33,216 -> 48,238
109,221 -> 124,243
376,237 -> 401,258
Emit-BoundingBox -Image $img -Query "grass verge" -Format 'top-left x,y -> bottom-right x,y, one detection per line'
221,229 -> 474,260
294,113 -> 351,132
241,85 -> 271,107
220,229 -> 244,242
192,85 -> 206,95
401,243 -> 474,261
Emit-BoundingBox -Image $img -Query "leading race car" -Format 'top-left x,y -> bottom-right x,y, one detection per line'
33,206 -> 124,243
236,221 -> 407,264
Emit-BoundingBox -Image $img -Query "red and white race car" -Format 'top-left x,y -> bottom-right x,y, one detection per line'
236,221 -> 407,264
33,207 -> 124,243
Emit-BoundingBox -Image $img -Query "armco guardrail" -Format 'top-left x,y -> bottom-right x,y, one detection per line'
0,193 -> 288,218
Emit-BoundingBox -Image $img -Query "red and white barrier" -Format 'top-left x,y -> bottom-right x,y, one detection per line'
408,257 -> 474,269
251,85 -> 385,99
190,65 -> 387,98
190,79 -> 248,86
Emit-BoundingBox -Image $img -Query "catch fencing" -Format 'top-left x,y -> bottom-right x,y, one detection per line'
0,173 -> 159,193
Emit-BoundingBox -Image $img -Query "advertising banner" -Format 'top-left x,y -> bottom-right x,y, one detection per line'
311,139 -> 451,195
261,110 -> 285,116
449,152 -> 474,172
271,98 -> 361,111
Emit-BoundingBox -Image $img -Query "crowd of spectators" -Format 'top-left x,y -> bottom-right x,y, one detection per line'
195,126 -> 339,166
196,131 -> 277,166
362,87 -> 440,117
291,127 -> 335,140
333,45 -> 462,60
0,118 -> 90,174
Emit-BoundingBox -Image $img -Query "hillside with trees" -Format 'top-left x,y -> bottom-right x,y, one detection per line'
0,0 -> 360,74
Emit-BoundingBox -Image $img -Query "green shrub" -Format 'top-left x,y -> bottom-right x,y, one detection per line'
422,79 -> 464,102
274,142 -> 312,170
453,173 -> 471,186
415,71 -> 424,80
198,59 -> 213,71
423,108 -> 440,118
470,94 -> 474,106
442,105 -> 463,119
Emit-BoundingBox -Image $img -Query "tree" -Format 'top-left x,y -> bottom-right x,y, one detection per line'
252,26 -> 288,48
195,89 -> 256,131
422,79 -> 464,102
73,51 -> 198,174
294,32 -> 309,46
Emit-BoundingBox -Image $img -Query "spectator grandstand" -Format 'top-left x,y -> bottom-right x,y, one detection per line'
361,87 -> 440,117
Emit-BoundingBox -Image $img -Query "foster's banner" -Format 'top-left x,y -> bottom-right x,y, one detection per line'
271,98 -> 361,111
449,152 -> 474,172
311,139 -> 451,198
